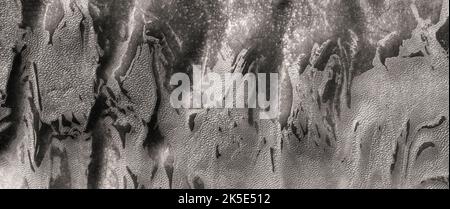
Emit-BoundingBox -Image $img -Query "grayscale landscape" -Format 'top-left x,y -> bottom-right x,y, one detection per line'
0,0 -> 448,189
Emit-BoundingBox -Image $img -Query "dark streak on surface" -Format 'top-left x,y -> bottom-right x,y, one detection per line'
436,17 -> 449,53
20,0 -> 43,29
215,144 -> 221,159
49,147 -> 71,189
0,46 -> 25,153
354,121 -> 359,132
27,150 -> 35,172
164,152 -> 174,188
270,147 -> 275,173
126,166 -> 139,189
143,43 -> 166,161
87,99 -> 107,189
416,142 -> 436,160
150,165 -> 158,181
188,113 -> 197,132
192,176 -> 205,189
112,122 -> 131,148
391,141 -> 399,173
418,116 -> 446,131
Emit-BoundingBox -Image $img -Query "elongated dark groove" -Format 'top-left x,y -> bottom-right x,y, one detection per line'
419,116 -> 446,131
416,142 -> 436,160
126,166 -> 139,189
270,147 -> 275,173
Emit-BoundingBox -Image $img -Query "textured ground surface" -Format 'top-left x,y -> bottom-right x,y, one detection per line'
0,0 -> 448,189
